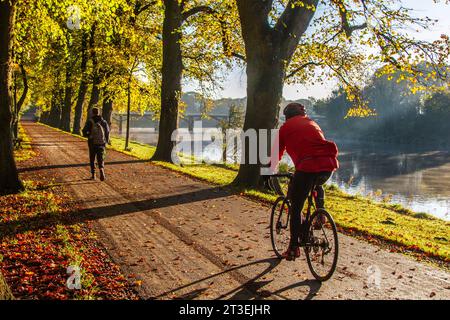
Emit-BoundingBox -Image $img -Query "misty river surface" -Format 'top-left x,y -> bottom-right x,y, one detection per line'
113,128 -> 450,221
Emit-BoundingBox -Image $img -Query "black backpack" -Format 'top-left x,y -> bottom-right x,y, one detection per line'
90,120 -> 106,145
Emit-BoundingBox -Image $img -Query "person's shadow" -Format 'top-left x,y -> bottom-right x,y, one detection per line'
149,257 -> 322,300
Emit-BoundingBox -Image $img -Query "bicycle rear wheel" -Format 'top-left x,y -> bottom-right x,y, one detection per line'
270,197 -> 291,258
305,209 -> 339,281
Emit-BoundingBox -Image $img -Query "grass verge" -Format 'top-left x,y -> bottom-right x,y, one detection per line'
0,124 -> 34,300
14,125 -> 35,162
0,181 -> 137,299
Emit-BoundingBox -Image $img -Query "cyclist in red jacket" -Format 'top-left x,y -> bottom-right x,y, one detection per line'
269,103 -> 339,261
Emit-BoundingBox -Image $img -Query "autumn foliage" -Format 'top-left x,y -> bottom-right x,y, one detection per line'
0,181 -> 137,300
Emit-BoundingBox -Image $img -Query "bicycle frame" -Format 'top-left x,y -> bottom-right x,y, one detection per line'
269,173 -> 319,247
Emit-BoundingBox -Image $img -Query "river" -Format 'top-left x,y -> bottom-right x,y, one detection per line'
113,128 -> 450,221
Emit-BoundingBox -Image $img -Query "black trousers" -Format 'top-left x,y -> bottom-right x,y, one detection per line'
288,171 -> 332,247
88,140 -> 105,174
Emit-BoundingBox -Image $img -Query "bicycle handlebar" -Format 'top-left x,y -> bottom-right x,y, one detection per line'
266,173 -> 294,178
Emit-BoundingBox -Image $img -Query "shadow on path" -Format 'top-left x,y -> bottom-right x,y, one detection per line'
150,258 -> 321,300
18,159 -> 150,173
0,186 -> 231,239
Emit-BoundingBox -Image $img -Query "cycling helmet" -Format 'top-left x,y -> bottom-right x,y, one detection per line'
283,103 -> 306,120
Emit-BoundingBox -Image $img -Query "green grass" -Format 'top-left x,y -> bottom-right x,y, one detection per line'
35,123 -> 450,263
109,137 -> 238,185
14,125 -> 35,162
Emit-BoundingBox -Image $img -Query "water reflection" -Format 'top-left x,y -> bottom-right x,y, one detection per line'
332,145 -> 450,220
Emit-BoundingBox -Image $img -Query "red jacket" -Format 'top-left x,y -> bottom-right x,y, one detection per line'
271,115 -> 339,172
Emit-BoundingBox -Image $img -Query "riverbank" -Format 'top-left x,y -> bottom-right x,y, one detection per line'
106,136 -> 450,265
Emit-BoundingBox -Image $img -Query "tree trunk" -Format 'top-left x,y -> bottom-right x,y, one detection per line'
73,31 -> 88,135
87,77 -> 100,112
12,120 -> 19,140
0,1 -> 23,194
40,111 -> 50,124
151,0 -> 183,162
12,71 -> 17,138
232,53 -> 284,188
87,25 -> 100,113
48,88 -> 63,128
125,81 -> 131,150
60,67 -> 72,132
16,66 -> 27,109
102,95 -> 113,127
222,128 -> 227,163
13,64 -> 28,138
233,0 -> 318,188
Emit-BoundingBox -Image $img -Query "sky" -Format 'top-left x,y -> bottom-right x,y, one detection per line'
184,0 -> 450,101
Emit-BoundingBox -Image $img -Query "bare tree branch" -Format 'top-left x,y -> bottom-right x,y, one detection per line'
331,0 -> 367,38
182,5 -> 214,21
135,1 -> 157,16
285,61 -> 322,79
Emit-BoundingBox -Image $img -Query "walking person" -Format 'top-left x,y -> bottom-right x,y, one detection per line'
82,107 -> 110,181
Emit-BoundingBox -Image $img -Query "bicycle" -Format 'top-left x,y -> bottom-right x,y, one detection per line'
267,173 -> 339,281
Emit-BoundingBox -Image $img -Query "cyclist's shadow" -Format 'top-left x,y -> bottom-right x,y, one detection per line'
225,267 -> 322,300
259,279 -> 322,300
150,257 -> 322,300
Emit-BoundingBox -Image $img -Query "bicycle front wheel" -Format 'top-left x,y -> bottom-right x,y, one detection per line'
270,197 -> 291,258
305,209 -> 339,281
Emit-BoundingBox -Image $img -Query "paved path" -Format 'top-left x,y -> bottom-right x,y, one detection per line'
18,122 -> 450,300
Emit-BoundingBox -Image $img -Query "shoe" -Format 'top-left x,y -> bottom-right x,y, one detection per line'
99,169 -> 106,181
281,247 -> 301,261
90,173 -> 96,180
